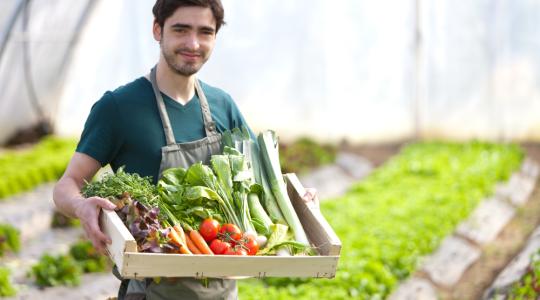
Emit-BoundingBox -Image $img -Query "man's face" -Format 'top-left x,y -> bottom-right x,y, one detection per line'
154,6 -> 217,77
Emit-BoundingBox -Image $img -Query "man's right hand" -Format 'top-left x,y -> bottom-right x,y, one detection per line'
74,196 -> 117,253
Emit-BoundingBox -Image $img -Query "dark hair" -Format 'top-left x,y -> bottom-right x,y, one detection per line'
152,0 -> 226,33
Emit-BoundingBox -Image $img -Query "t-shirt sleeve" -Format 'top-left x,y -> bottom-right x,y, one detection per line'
76,92 -> 123,166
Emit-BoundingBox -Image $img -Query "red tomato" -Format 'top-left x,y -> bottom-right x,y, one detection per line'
224,246 -> 248,256
219,223 -> 242,243
242,235 -> 259,256
199,218 -> 220,242
209,239 -> 231,255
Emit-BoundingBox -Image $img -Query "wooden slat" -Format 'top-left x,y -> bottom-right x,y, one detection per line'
121,253 -> 339,279
99,209 -> 137,273
285,174 -> 342,256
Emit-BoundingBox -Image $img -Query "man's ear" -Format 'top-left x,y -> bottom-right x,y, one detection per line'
153,21 -> 162,42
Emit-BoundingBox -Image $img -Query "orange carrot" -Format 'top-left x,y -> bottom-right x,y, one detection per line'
167,227 -> 192,255
189,230 -> 214,255
184,234 -> 202,254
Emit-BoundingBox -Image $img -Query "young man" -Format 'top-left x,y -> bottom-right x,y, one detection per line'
53,0 -> 318,299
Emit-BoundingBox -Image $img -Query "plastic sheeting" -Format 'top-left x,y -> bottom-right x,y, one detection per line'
2,0 -> 540,144
0,0 -> 91,143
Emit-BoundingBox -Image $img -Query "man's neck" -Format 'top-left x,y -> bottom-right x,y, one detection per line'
155,60 -> 196,105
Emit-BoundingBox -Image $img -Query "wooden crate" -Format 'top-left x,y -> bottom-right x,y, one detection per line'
100,173 -> 341,279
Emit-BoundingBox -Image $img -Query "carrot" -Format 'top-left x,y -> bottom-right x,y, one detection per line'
185,234 -> 202,254
173,225 -> 186,244
167,227 -> 192,255
189,230 -> 214,255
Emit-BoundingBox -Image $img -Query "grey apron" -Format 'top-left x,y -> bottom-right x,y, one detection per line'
120,66 -> 237,300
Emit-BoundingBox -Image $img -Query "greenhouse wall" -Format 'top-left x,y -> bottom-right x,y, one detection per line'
0,0 -> 539,144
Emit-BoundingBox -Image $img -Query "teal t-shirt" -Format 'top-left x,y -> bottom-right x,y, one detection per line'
76,77 -> 254,183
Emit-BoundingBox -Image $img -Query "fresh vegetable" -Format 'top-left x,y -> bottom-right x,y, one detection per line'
223,128 -> 278,232
184,234 -> 202,254
242,235 -> 259,256
0,267 -> 16,297
219,223 -> 243,244
29,253 -> 81,287
199,218 -> 220,242
210,239 -> 232,255
82,167 -> 158,208
185,225 -> 214,255
258,130 -> 309,246
225,247 -> 248,256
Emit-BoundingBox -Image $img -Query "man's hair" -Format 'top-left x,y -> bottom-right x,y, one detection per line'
152,0 -> 226,32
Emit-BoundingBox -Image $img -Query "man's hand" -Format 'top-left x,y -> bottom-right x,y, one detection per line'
302,187 -> 320,209
74,196 -> 117,253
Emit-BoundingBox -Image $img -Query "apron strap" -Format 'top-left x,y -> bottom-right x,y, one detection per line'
194,78 -> 218,137
150,67 -> 176,146
150,66 -> 219,146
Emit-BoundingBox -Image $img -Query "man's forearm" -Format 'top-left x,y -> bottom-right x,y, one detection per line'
53,177 -> 85,219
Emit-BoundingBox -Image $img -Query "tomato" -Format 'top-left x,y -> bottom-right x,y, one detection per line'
219,223 -> 242,243
224,246 -> 248,256
242,235 -> 259,256
209,239 -> 231,255
199,218 -> 220,242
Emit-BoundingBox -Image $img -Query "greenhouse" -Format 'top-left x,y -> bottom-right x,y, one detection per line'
1,0 -> 540,299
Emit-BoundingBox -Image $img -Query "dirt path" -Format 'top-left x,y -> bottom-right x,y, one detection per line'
438,143 -> 540,300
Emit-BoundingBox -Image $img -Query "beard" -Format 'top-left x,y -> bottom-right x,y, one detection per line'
161,40 -> 208,77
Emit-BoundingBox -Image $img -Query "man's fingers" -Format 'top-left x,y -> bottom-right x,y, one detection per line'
92,197 -> 117,211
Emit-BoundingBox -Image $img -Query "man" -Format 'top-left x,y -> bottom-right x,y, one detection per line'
53,0 -> 318,299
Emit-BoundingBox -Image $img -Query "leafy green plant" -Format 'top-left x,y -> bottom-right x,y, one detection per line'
0,136 -> 77,200
0,224 -> 20,256
239,141 -> 523,299
0,267 -> 16,297
69,240 -> 109,273
28,253 -> 81,287
279,137 -> 337,174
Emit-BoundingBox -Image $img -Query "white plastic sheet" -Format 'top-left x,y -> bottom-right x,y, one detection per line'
1,0 -> 539,144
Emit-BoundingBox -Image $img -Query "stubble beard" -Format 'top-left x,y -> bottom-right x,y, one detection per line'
161,41 -> 207,77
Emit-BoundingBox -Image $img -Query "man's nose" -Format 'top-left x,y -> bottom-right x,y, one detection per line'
185,33 -> 200,50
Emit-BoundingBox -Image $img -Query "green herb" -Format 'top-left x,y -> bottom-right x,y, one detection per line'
29,253 -> 81,287
82,166 -> 158,208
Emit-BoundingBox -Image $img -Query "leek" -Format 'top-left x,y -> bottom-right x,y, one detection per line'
258,130 -> 310,246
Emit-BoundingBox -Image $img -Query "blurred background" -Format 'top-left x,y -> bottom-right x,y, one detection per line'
1,0 -> 539,145
1,1 -> 540,299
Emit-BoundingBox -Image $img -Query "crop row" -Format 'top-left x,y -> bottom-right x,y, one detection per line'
0,136 -> 77,200
239,141 -> 523,299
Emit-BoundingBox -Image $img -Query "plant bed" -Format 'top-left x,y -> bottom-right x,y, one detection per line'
238,141 -> 524,299
0,136 -> 76,200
